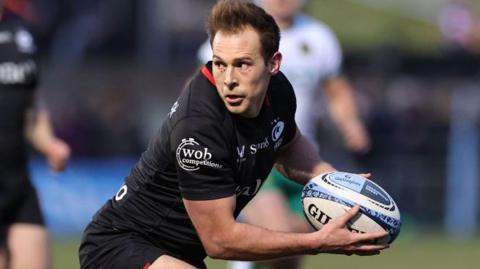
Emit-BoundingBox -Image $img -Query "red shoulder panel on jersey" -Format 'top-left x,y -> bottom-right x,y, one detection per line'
200,66 -> 216,86
264,95 -> 270,107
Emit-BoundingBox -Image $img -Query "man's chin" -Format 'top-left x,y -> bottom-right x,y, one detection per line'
226,105 -> 259,118
225,102 -> 248,114
225,105 -> 244,114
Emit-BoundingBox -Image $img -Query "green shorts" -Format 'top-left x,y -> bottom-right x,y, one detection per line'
261,168 -> 304,217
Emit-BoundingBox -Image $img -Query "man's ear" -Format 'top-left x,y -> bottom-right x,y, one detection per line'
269,52 -> 282,75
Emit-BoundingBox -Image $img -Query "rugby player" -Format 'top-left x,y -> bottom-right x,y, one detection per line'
79,1 -> 387,268
0,1 -> 71,268
202,0 -> 372,268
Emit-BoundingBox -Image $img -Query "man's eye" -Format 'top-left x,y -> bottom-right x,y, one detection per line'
214,61 -> 226,70
239,63 -> 250,70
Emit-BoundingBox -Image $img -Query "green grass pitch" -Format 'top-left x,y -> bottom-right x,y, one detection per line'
53,234 -> 480,269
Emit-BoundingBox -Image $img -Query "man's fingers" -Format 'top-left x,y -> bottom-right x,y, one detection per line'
347,242 -> 389,256
337,205 -> 360,226
355,230 -> 389,243
327,243 -> 388,256
353,243 -> 389,252
354,250 -> 381,256
358,173 -> 371,178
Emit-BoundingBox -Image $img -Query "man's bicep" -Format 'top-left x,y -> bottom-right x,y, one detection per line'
274,128 -> 300,178
274,128 -> 325,184
276,127 -> 300,163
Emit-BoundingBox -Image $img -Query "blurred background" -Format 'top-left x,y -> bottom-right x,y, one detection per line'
7,0 -> 480,268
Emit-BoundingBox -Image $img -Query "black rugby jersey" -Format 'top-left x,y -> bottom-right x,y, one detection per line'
0,11 -> 37,166
92,62 -> 297,266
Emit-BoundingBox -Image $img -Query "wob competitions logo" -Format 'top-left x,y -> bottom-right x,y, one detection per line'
176,138 -> 223,171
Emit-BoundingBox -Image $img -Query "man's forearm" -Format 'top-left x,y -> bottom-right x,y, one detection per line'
275,132 -> 335,185
206,221 -> 316,260
325,77 -> 359,126
186,196 -> 319,260
26,109 -> 56,155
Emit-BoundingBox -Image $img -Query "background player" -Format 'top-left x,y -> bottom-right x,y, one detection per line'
0,1 -> 71,268
198,0 -> 371,268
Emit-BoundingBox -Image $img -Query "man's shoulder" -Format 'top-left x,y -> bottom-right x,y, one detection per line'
270,71 -> 290,86
169,65 -> 228,125
268,71 -> 295,99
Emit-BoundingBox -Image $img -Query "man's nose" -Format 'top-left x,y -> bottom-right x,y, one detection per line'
224,66 -> 238,89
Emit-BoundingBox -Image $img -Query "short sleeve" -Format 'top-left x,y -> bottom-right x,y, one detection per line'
170,116 -> 235,200
270,72 -> 297,148
316,24 -> 342,78
280,83 -> 297,147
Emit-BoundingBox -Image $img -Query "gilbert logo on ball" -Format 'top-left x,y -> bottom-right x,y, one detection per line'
302,172 -> 401,244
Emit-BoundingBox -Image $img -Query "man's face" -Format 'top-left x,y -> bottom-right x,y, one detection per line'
212,27 -> 278,118
260,0 -> 303,21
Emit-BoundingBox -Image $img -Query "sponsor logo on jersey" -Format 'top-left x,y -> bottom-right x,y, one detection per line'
235,179 -> 262,197
236,145 -> 246,163
0,60 -> 36,84
237,145 -> 246,158
236,136 -> 271,162
235,117 -> 285,162
249,137 -> 269,154
176,138 -> 223,171
0,31 -> 13,44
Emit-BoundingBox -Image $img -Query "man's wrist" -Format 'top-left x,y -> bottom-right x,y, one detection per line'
313,162 -> 336,176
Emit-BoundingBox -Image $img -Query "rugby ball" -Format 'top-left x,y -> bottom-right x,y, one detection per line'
302,172 -> 401,244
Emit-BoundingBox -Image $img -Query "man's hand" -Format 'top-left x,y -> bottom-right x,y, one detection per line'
46,138 -> 71,172
313,205 -> 389,256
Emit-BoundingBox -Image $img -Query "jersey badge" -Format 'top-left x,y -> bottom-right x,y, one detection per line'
300,42 -> 311,56
271,119 -> 285,142
271,118 -> 285,150
168,101 -> 179,118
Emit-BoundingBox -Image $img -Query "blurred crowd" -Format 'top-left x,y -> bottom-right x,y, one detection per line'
9,0 -> 480,231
